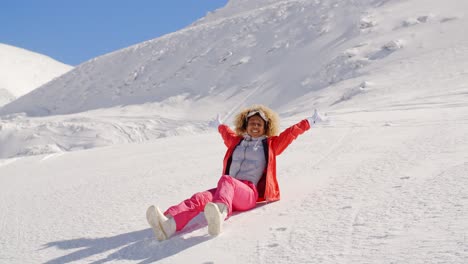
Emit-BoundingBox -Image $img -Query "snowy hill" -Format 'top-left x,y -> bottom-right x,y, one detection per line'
1,0 -> 466,118
0,0 -> 468,263
1,0 -> 467,159
0,43 -> 72,107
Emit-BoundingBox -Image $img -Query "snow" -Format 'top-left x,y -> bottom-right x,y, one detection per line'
0,43 -> 72,107
1,0 -> 468,263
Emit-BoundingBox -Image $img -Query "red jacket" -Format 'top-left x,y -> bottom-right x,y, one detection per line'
218,119 -> 311,202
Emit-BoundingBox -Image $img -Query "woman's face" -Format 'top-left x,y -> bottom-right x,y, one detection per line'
246,115 -> 266,137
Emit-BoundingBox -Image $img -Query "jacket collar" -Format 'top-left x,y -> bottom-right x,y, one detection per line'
243,134 -> 267,141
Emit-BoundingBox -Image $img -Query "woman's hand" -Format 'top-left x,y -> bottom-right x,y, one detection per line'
307,109 -> 327,125
210,114 -> 224,127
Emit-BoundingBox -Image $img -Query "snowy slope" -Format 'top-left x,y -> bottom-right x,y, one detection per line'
1,0 -> 468,263
0,43 -> 72,107
0,108 -> 467,264
2,0 -> 452,117
1,0 -> 468,159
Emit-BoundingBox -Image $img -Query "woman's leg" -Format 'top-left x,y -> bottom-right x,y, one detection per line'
212,175 -> 258,217
164,188 -> 216,231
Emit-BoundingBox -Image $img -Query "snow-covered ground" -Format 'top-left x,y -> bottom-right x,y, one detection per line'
0,43 -> 72,107
1,0 -> 468,263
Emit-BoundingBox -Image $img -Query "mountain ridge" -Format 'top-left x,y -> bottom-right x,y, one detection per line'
0,43 -> 72,107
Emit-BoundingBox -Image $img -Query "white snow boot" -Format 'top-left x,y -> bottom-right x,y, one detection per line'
146,205 -> 176,241
204,202 -> 228,236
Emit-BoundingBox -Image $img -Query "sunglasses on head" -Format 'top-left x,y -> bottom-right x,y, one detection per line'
246,110 -> 268,123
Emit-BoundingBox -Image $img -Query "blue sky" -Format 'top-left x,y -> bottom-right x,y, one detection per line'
1,0 -> 228,66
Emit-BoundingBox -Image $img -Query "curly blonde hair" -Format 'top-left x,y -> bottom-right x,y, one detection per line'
234,104 -> 280,137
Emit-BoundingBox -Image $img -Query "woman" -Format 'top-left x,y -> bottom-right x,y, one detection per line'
146,105 -> 323,240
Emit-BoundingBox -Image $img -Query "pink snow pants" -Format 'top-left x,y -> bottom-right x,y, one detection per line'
164,175 -> 259,231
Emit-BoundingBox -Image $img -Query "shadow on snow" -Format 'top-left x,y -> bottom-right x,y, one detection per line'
42,216 -> 211,264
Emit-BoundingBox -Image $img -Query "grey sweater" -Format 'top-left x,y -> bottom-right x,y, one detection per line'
229,135 -> 267,185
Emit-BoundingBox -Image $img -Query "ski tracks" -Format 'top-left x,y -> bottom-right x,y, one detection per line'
334,121 -> 468,263
251,126 -> 356,264
255,113 -> 468,263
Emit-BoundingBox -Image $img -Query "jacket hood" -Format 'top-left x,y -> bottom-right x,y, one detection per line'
234,104 -> 280,137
